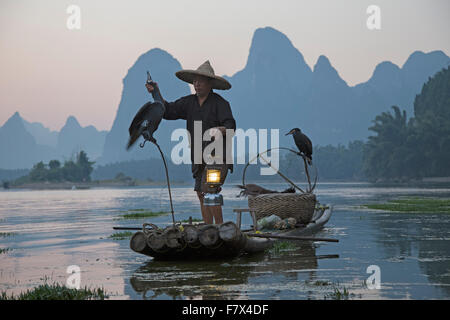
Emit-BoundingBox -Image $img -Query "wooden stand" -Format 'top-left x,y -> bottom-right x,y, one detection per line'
232,208 -> 258,231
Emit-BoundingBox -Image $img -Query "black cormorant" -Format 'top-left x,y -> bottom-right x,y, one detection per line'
236,184 -> 295,197
286,128 -> 313,165
127,72 -> 165,149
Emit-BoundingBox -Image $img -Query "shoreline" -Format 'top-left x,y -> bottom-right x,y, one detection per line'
3,177 -> 450,191
4,180 -> 190,190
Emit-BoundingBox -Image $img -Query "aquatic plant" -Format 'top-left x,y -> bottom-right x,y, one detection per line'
363,197 -> 450,214
179,218 -> 203,223
0,232 -> 15,238
311,280 -> 331,286
266,241 -> 297,254
0,282 -> 107,300
118,210 -> 169,219
325,286 -> 350,300
0,248 -> 12,254
108,231 -> 133,240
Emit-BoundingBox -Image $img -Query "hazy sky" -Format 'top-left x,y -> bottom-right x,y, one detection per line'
1,0 -> 449,131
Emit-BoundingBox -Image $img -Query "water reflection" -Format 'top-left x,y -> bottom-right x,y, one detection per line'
129,242 -> 339,299
1,183 -> 450,299
368,211 -> 450,298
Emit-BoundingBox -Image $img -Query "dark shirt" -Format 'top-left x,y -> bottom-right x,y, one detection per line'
163,91 -> 236,177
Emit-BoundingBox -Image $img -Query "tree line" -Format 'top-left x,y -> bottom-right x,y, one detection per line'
13,150 -> 94,184
363,66 -> 450,182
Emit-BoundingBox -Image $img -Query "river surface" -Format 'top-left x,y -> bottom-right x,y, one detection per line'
1,182 -> 449,299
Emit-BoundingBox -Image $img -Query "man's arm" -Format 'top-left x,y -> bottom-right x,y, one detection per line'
146,82 -> 188,120
163,97 -> 188,120
217,101 -> 236,133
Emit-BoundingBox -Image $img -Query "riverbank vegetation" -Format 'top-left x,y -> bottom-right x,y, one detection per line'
11,150 -> 94,185
363,66 -> 450,182
0,282 -> 107,300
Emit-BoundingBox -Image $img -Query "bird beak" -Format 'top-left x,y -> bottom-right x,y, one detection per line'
285,130 -> 293,136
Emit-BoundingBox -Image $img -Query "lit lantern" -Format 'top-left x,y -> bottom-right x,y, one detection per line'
206,169 -> 221,184
203,164 -> 224,206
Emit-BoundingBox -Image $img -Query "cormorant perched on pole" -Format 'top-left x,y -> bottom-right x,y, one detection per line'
286,128 -> 313,165
127,71 -> 165,149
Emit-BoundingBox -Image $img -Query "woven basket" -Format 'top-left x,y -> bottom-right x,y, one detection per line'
248,193 -> 316,224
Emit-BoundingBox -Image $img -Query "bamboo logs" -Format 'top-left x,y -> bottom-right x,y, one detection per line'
146,230 -> 169,252
198,225 -> 222,248
219,221 -> 247,251
130,231 -> 154,256
183,225 -> 201,248
130,222 -> 249,260
164,227 -> 185,249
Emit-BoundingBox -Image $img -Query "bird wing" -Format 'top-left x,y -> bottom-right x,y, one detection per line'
300,133 -> 313,156
127,102 -> 165,149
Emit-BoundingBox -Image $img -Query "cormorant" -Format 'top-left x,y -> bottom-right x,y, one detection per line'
236,184 -> 295,197
285,128 -> 313,165
127,72 -> 165,149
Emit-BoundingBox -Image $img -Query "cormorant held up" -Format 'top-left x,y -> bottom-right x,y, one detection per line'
127,72 -> 165,149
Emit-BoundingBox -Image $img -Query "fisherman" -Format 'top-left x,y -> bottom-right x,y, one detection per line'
145,61 -> 236,225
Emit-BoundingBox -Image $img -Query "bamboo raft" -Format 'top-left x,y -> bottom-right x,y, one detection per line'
128,205 -> 334,260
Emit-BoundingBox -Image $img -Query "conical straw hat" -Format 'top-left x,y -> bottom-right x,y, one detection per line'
175,60 -> 231,90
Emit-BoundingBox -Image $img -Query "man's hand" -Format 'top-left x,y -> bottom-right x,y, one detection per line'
142,129 -> 152,141
209,126 -> 227,137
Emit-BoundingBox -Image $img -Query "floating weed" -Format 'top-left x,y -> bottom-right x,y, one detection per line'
0,282 -> 108,300
0,248 -> 12,254
179,218 -> 203,223
117,210 -> 169,220
363,197 -> 450,214
108,232 -> 133,240
266,241 -> 297,255
311,280 -> 331,286
324,285 -> 356,300
0,232 -> 16,238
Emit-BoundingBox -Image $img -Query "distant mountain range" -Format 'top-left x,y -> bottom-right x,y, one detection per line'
0,112 -> 106,169
1,26 -> 449,170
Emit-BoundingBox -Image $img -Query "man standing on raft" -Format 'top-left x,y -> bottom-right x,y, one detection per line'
146,60 -> 236,225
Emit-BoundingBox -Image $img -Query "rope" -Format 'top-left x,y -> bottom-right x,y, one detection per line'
153,142 -> 176,226
140,139 -> 176,226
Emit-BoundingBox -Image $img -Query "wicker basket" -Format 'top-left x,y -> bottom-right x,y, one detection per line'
248,193 -> 316,224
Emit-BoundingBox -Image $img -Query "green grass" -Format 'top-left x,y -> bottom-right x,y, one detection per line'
266,241 -> 297,254
325,286 -> 352,300
118,210 -> 169,220
363,197 -> 450,214
0,282 -> 108,300
108,231 -> 133,240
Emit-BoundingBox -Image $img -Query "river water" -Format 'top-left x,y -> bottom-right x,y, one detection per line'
1,182 -> 449,299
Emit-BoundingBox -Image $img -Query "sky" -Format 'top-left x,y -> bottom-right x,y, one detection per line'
0,0 -> 449,131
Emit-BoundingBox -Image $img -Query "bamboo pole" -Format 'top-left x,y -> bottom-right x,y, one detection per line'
246,233 -> 338,242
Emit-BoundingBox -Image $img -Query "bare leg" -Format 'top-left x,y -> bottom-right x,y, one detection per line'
209,205 -> 223,224
197,191 -> 212,224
